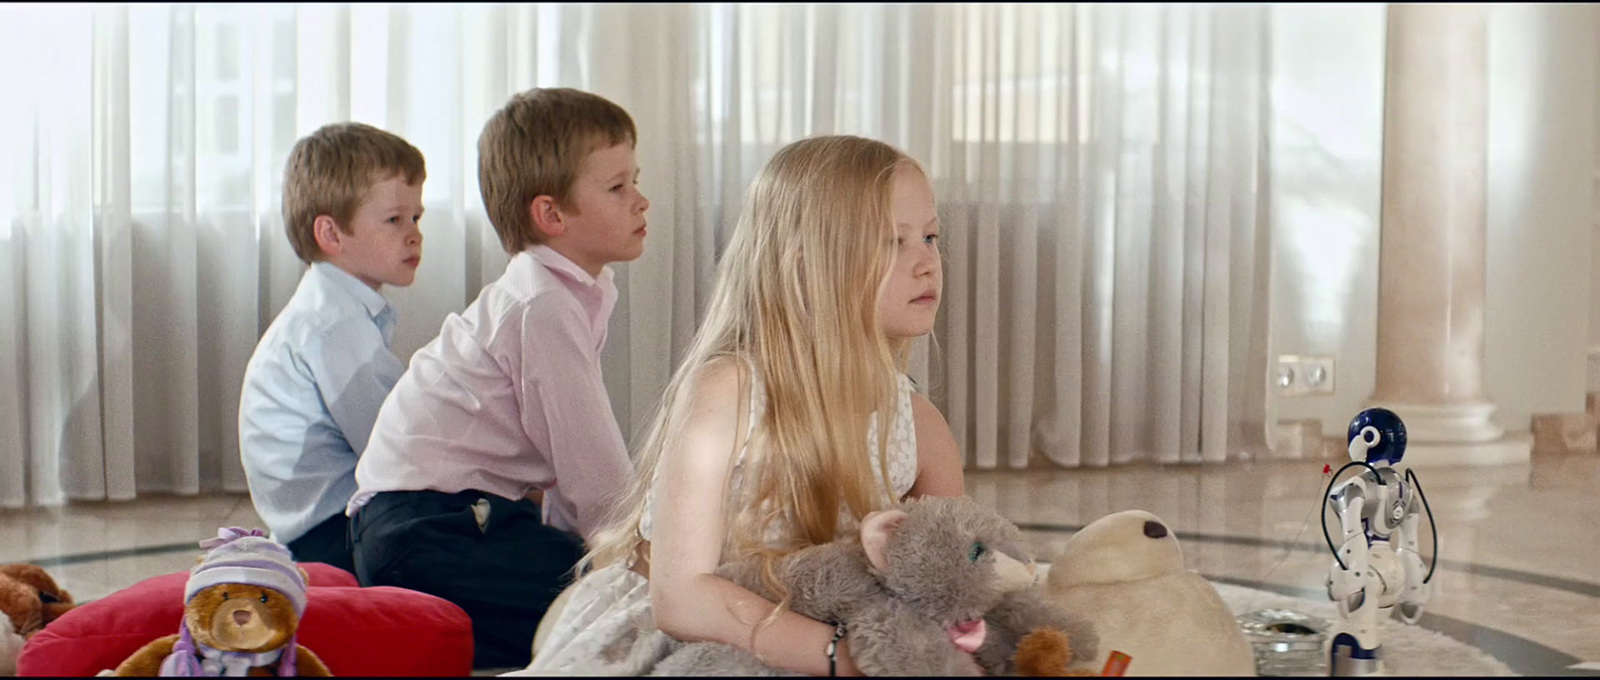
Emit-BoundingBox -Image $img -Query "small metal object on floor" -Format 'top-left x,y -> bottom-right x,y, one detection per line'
1239,609 -> 1332,677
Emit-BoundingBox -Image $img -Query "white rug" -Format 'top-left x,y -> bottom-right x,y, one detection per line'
1210,581 -> 1516,677
508,570 -> 1519,677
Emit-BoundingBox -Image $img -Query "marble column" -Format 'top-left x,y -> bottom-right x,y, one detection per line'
1590,158 -> 1600,443
1366,3 -> 1529,465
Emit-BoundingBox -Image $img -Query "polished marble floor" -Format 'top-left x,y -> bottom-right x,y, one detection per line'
4,452 -> 1597,676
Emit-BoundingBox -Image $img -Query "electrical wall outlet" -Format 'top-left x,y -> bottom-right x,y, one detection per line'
1276,354 -> 1336,397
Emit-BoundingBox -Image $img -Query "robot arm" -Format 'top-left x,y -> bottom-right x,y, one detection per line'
1328,479 -> 1373,622
1394,499 -> 1429,624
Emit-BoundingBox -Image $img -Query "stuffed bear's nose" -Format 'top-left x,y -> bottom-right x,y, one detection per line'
233,610 -> 252,626
1143,521 -> 1168,539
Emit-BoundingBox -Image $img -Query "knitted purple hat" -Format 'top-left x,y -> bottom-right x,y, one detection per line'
158,528 -> 306,676
183,528 -> 307,614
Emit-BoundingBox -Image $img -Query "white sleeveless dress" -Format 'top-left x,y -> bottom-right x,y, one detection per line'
512,370 -> 920,676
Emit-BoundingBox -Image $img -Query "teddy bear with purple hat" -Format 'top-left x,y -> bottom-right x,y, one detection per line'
112,527 -> 332,677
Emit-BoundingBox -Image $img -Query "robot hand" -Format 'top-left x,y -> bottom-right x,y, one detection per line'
1327,556 -> 1370,620
1396,579 -> 1428,625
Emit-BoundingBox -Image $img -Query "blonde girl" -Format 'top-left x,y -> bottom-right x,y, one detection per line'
521,135 -> 963,676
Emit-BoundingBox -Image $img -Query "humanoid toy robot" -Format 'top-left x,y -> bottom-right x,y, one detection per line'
1322,408 -> 1437,676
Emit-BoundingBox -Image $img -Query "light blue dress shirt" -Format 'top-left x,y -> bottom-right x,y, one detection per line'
238,262 -> 403,545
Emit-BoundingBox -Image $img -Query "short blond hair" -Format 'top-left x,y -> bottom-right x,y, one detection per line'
281,123 -> 426,264
477,88 -> 638,254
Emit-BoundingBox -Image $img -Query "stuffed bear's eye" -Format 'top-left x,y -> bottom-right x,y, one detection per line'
221,592 -> 230,600
968,541 -> 987,563
260,593 -> 269,604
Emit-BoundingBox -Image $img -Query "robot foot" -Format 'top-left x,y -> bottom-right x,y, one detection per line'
1330,633 -> 1386,677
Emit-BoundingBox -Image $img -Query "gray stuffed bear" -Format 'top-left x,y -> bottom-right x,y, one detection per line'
649,495 -> 1097,676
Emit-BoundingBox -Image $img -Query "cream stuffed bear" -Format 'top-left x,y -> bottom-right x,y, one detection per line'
1044,510 -> 1256,677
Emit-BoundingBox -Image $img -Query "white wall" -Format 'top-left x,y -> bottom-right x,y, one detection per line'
1268,5 -> 1386,436
1271,3 -> 1599,437
1484,3 -> 1597,433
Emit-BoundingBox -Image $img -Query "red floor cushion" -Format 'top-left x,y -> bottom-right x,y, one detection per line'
17,563 -> 474,677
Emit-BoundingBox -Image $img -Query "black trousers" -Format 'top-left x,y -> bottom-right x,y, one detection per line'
284,511 -> 357,576
350,489 -> 585,670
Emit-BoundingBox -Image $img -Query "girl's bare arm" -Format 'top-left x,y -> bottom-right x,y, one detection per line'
648,360 -> 862,676
906,392 -> 965,498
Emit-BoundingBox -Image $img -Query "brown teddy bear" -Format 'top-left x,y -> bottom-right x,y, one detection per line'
1013,628 -> 1112,677
1,563 -> 77,674
112,528 -> 331,677
649,495 -> 1098,676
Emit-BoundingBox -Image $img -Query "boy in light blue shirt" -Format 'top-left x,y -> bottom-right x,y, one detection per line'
238,122 -> 427,574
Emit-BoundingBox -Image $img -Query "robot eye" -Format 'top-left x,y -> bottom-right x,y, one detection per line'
968,541 -> 987,563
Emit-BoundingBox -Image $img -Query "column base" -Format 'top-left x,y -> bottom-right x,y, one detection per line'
1397,433 -> 1532,468
1316,432 -> 1532,468
1363,399 -> 1504,443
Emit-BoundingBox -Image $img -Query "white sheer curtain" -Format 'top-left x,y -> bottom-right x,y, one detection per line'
0,3 -> 1281,508
925,4 -> 1275,469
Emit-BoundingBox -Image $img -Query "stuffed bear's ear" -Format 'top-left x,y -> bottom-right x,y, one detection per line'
860,509 -> 909,572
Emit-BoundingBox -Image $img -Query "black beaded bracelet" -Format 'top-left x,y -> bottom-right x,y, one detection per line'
826,621 -> 847,676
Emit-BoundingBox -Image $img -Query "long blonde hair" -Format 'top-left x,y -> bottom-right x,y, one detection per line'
583,136 -> 925,584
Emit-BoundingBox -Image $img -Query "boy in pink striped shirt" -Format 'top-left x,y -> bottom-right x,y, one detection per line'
346,88 -> 648,670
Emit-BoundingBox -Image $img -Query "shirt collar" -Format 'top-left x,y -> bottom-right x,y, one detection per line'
528,245 -> 614,289
310,261 -> 392,320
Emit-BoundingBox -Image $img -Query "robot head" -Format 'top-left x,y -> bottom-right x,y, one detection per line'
1347,407 -> 1407,464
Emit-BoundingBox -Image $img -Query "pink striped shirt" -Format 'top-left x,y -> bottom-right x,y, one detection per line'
348,246 -> 632,538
